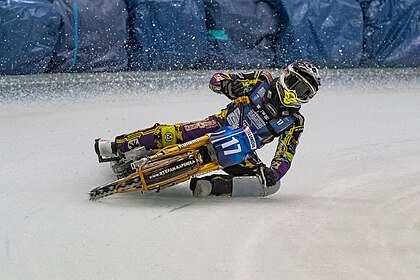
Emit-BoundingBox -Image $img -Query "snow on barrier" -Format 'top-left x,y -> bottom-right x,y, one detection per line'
45,0 -> 129,73
204,0 -> 280,69
0,0 -> 61,75
269,0 -> 364,68
126,0 -> 207,70
360,0 -> 420,67
0,0 -> 419,75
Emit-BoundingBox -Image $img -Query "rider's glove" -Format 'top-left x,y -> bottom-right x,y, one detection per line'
221,79 -> 245,99
259,167 -> 278,187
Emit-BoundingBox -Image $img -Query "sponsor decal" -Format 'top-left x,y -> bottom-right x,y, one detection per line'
184,124 -> 198,131
244,127 -> 257,150
260,110 -> 270,121
226,107 -> 241,126
257,86 -> 266,97
283,89 -> 298,105
276,119 -> 284,126
148,159 -> 196,180
251,83 -> 267,103
128,139 -> 140,149
184,120 -> 219,131
164,132 -> 174,143
178,137 -> 204,149
246,109 -> 265,130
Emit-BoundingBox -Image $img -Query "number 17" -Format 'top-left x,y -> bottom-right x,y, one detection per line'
221,137 -> 242,155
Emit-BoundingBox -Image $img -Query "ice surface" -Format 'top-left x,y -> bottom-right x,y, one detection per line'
1,69 -> 420,280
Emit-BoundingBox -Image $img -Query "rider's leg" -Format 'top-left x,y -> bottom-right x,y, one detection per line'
95,116 -> 222,159
115,116 -> 221,152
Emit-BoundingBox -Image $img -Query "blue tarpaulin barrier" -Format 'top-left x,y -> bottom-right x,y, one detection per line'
127,0 -> 207,70
0,0 -> 61,75
267,0 -> 364,68
46,0 -> 128,73
360,0 -> 420,67
204,0 -> 281,69
1,0 -> 419,75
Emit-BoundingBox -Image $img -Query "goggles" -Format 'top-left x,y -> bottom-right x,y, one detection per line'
281,67 -> 316,104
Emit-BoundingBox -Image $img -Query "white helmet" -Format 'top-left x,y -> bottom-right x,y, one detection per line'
277,60 -> 321,108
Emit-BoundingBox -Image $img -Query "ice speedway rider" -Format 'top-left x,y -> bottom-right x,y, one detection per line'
95,60 -> 321,197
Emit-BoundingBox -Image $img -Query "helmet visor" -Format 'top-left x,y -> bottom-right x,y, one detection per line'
283,71 -> 315,103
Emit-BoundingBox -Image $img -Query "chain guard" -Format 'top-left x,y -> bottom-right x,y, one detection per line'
139,150 -> 202,191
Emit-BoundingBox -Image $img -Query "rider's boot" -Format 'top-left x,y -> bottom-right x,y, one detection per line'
95,138 -> 154,179
95,138 -> 134,178
94,138 -> 120,162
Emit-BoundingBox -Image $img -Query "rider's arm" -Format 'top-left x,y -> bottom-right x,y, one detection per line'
270,115 -> 305,181
209,71 -> 273,99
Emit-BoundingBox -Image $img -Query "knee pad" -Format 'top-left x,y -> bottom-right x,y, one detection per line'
160,125 -> 177,147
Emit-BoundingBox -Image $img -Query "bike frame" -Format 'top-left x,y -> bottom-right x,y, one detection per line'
118,134 -> 219,193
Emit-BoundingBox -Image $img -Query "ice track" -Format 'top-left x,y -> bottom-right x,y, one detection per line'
1,69 -> 420,280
